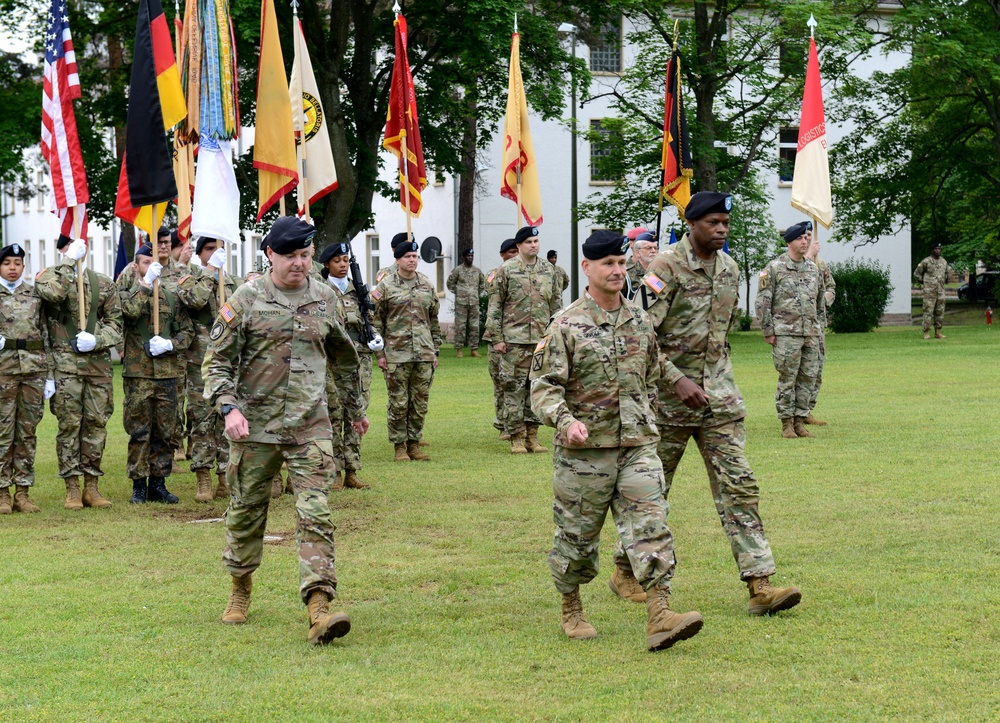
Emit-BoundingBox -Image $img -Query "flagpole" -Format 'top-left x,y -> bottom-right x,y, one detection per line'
655,21 -> 681,243
292,0 -> 311,223
71,211 -> 86,329
152,205 -> 161,336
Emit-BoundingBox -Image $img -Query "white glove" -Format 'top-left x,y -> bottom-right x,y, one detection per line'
66,238 -> 88,261
75,331 -> 97,352
143,262 -> 163,286
207,248 -> 227,270
0,335 -> 5,351
368,334 -> 385,352
148,335 -> 174,356
44,379 -> 56,399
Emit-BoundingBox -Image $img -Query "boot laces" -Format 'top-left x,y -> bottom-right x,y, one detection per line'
226,582 -> 251,614
565,591 -> 584,620
651,587 -> 671,612
753,577 -> 772,596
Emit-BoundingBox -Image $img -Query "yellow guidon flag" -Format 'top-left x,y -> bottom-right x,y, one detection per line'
499,32 -> 542,227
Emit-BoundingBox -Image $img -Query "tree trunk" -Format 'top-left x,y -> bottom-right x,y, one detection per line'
691,1 -> 719,192
457,89 -> 477,256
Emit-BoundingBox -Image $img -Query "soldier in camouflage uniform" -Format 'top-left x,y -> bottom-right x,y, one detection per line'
803,234 -> 836,425
626,192 -> 801,617
484,239 -> 519,440
36,235 -> 122,510
546,250 -> 570,300
203,216 -> 367,645
373,232 -> 411,286
625,232 -> 658,299
486,226 -> 561,454
756,221 -> 826,439
373,240 -> 441,462
0,243 -> 48,514
118,243 -> 195,505
320,241 -> 372,489
446,248 -> 485,357
530,230 -> 703,651
914,242 -> 953,339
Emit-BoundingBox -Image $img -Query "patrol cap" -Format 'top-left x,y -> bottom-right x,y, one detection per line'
0,243 -> 26,263
514,226 -> 539,245
500,238 -> 517,254
318,242 -> 350,264
391,232 -> 410,248
135,244 -> 154,257
394,240 -> 419,259
194,236 -> 221,255
783,221 -> 813,243
582,230 -> 629,260
685,191 -> 733,220
57,234 -> 73,250
626,227 -> 649,241
265,216 -> 315,254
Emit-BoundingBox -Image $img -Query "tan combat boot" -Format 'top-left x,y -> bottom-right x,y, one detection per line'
407,441 -> 430,461
499,430 -> 510,441
560,587 -> 598,640
64,476 -> 84,510
394,443 -> 411,462
418,440 -> 430,447
12,486 -> 40,513
747,576 -> 801,616
793,417 -> 815,438
609,566 -> 647,603
330,471 -> 345,492
221,574 -> 252,624
270,474 -> 283,499
525,426 -> 549,453
185,436 -> 193,460
195,469 -> 215,503
456,348 -> 464,358
923,331 -> 930,340
173,446 -> 186,463
645,586 -> 704,652
470,349 -> 481,358
0,487 -> 11,514
82,475 -> 112,509
803,414 -> 827,426
306,589 -> 351,645
781,418 -> 797,438
344,471 -> 370,490
510,433 -> 528,454
935,330 -> 947,339
214,472 -> 229,500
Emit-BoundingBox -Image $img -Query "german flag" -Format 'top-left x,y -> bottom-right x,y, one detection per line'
114,0 -> 187,235
660,47 -> 693,218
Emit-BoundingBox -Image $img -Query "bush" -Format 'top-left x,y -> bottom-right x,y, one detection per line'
828,258 -> 894,333
738,310 -> 754,331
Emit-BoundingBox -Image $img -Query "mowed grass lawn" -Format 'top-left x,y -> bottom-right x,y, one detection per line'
0,324 -> 997,721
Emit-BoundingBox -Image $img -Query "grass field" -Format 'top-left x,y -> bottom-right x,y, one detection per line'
0,323 -> 997,721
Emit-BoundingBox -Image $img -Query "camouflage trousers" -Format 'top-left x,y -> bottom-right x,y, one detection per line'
331,355 -> 372,472
224,439 -> 339,603
808,334 -> 826,413
50,372 -> 114,478
550,444 -> 676,594
488,346 -> 505,431
123,376 -> 179,480
500,343 -> 540,436
922,286 -> 946,332
617,421 -> 775,580
173,367 -> 187,451
0,373 -> 44,488
384,361 -> 433,444
453,303 -> 480,350
186,362 -> 228,473
772,335 -> 821,419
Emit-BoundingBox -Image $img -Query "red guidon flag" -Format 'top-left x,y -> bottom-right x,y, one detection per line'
660,46 -> 692,218
114,0 -> 187,235
791,36 -> 833,228
382,13 -> 427,217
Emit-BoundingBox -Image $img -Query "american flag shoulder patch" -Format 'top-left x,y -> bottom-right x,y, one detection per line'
178,274 -> 191,286
759,269 -> 768,278
35,268 -> 47,281
643,274 -> 666,294
487,271 -> 496,283
220,303 -> 237,324
370,287 -> 383,301
534,337 -> 547,352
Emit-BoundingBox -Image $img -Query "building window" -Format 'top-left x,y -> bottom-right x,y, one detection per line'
590,119 -> 616,183
589,21 -> 622,73
39,239 -> 48,271
252,235 -> 265,272
105,236 -> 114,276
21,190 -> 29,213
779,127 -> 798,183
367,234 -> 380,282
36,171 -> 45,210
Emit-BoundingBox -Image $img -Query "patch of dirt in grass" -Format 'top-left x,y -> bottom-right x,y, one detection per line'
149,507 -> 225,523
263,529 -> 293,546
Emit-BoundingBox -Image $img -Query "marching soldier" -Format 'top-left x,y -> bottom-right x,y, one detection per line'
372,239 -> 442,462
203,216 -> 368,645
0,243 -> 49,514
486,226 -> 561,454
914,242 -> 953,340
36,235 -> 122,510
483,239 -> 518,441
530,230 -> 703,650
446,248 -> 485,358
756,221 -> 826,438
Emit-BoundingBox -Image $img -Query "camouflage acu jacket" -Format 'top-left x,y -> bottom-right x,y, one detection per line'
0,282 -> 49,376
913,256 -> 952,291
118,274 -> 194,379
187,269 -> 243,368
530,291 -> 659,448
330,278 -> 373,356
36,260 -> 122,378
640,237 -> 745,427
116,259 -> 214,311
551,263 -> 570,293
447,264 -> 485,306
203,271 -> 362,445
372,271 -> 442,363
485,256 -> 561,345
756,253 -> 826,338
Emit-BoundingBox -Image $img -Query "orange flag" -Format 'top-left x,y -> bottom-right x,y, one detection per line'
499,32 -> 542,226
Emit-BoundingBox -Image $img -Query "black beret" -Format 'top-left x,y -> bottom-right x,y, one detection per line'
783,221 -> 813,243
57,234 -> 73,250
546,249 -> 557,259
462,248 -> 474,256
170,230 -> 182,248
500,238 -> 517,254
583,230 -> 629,260
685,191 -> 733,220
265,216 -> 315,254
195,236 -> 220,255
514,226 -> 539,245
0,243 -> 26,262
394,240 -> 419,259
391,232 -> 410,248
318,242 -> 350,264
135,244 -> 153,257
157,226 -> 170,239
931,242 -> 942,250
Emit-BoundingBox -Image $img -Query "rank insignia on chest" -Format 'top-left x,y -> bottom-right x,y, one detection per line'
643,274 -> 666,294
370,287 -> 383,301
220,303 -> 237,324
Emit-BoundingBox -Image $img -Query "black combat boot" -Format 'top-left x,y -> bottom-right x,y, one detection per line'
147,476 -> 179,504
130,478 -> 148,504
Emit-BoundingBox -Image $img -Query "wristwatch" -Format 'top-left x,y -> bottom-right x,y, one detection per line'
221,404 -> 239,417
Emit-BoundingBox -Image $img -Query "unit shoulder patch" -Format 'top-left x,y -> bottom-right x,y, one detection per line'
209,320 -> 226,341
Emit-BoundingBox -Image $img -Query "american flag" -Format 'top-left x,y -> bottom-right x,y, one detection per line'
42,0 -> 89,239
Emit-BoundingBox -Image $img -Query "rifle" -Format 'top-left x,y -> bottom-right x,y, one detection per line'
348,239 -> 384,351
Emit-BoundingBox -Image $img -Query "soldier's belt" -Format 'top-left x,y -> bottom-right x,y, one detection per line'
11,339 -> 44,351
